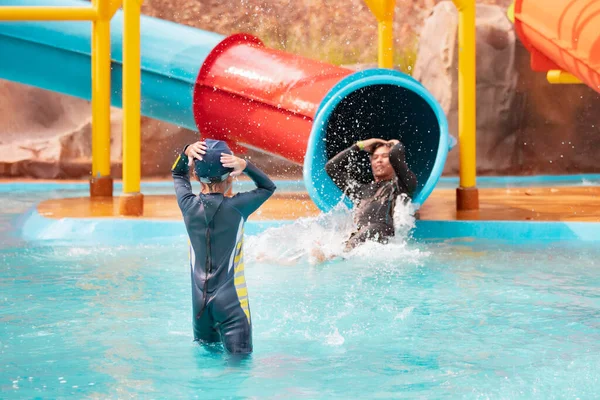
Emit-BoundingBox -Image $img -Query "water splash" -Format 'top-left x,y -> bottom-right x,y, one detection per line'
581,178 -> 599,186
247,201 -> 353,265
325,328 -> 345,346
246,196 -> 428,266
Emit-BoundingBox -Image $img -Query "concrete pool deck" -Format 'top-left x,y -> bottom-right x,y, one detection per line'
35,186 -> 600,222
5,177 -> 600,243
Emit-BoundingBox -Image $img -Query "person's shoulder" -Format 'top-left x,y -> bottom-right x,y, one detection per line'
227,192 -> 247,202
222,195 -> 246,216
183,194 -> 201,207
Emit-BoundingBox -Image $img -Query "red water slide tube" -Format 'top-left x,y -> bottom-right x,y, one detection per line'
192,34 -> 353,163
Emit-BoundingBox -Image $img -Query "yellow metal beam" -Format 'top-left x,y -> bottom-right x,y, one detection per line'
547,70 -> 583,84
363,0 -> 395,20
0,6 -> 97,21
377,19 -> 394,69
451,0 -> 477,189
363,0 -> 396,69
95,0 -> 109,18
91,0 -> 112,184
506,1 -> 515,23
452,0 -> 470,11
122,0 -> 142,195
108,0 -> 122,17
452,0 -> 478,210
119,0 -> 144,215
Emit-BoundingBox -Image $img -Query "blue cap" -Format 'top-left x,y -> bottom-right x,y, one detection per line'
193,139 -> 234,183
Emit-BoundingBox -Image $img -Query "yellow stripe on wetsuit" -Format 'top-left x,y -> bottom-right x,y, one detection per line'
232,232 -> 250,323
171,155 -> 181,171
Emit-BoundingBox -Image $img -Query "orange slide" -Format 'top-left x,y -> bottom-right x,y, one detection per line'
511,0 -> 600,94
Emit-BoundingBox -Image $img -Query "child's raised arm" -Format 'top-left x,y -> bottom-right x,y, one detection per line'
171,142 -> 207,214
226,155 -> 276,219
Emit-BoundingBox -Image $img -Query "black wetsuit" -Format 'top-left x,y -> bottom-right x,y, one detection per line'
172,152 -> 276,354
325,142 -> 417,250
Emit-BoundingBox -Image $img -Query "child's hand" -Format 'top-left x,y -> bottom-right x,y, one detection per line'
185,141 -> 207,166
220,153 -> 247,177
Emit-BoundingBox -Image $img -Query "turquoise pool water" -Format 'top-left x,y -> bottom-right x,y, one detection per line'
2,182 -> 600,398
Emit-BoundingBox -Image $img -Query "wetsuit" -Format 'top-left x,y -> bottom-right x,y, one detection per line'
171,152 -> 276,354
325,142 -> 417,250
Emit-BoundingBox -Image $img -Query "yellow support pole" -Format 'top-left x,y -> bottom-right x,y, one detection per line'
90,0 -> 113,197
108,0 -> 123,17
363,0 -> 396,69
547,70 -> 583,84
378,18 -> 394,69
119,0 -> 144,216
0,6 -> 97,20
452,0 -> 479,211
506,2 -> 515,23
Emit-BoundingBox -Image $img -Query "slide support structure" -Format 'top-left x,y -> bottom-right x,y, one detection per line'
377,18 -> 394,69
0,4 -> 96,19
119,0 -> 143,216
452,0 -> 479,211
546,70 -> 583,85
0,0 -> 147,216
363,0 -> 396,69
0,0 -> 119,200
90,0 -> 114,197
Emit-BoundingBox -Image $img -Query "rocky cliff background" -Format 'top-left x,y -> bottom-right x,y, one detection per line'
1,0 -> 599,179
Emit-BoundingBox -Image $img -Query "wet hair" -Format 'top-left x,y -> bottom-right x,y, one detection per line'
191,168 -> 230,193
369,142 -> 391,154
201,177 -> 232,194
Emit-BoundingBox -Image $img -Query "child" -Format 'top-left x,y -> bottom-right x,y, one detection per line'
171,139 -> 276,355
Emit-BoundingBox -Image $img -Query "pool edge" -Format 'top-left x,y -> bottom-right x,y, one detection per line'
15,207 -> 600,244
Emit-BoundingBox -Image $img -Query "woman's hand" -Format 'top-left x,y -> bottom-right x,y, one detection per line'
220,153 -> 247,177
358,138 -> 387,153
185,141 -> 207,166
387,139 -> 400,147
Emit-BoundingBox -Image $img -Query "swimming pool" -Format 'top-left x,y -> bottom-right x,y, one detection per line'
2,182 -> 600,398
